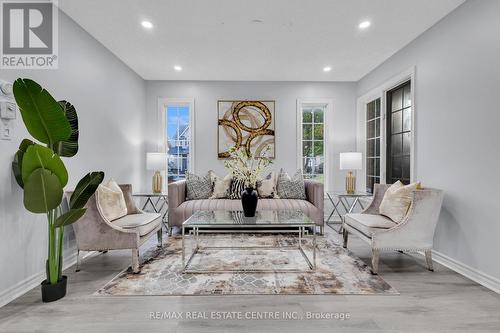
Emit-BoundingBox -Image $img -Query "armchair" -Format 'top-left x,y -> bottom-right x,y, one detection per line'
342,184 -> 444,274
72,184 -> 163,273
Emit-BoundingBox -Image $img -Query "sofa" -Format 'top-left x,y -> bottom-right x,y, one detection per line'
168,179 -> 324,233
342,183 -> 444,274
72,184 -> 163,273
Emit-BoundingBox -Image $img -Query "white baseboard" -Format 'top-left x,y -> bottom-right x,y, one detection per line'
431,250 -> 500,294
0,251 -> 94,308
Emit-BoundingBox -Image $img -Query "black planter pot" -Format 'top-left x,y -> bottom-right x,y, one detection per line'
41,275 -> 67,302
241,187 -> 258,217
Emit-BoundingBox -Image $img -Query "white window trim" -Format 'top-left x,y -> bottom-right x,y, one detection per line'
296,98 -> 333,192
356,67 -> 416,190
157,97 -> 196,180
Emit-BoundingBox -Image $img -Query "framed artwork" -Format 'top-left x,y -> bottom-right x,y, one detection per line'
218,100 -> 275,159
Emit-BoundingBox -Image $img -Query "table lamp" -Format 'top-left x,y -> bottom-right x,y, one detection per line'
340,152 -> 362,194
147,152 -> 167,193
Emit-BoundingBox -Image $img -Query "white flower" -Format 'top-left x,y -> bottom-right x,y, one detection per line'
224,146 -> 273,188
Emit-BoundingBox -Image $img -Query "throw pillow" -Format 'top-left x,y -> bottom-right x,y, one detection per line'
276,169 -> 306,199
256,172 -> 278,198
209,170 -> 232,199
229,178 -> 246,199
96,179 -> 128,221
186,172 -> 212,200
379,181 -> 420,223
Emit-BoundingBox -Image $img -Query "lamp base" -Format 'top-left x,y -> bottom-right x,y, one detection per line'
345,171 -> 356,194
152,171 -> 162,193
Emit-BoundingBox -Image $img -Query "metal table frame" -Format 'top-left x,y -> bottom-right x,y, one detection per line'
132,193 -> 168,231
182,222 -> 316,274
326,192 -> 372,233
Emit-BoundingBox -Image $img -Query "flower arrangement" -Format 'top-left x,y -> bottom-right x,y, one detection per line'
224,146 -> 273,188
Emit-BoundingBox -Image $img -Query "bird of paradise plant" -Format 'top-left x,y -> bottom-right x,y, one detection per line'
11,78 -> 104,300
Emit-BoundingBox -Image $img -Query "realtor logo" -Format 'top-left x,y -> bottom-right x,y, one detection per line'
1,0 -> 58,69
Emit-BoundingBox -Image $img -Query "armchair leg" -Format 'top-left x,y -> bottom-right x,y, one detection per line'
132,249 -> 140,274
342,229 -> 348,248
319,226 -> 324,236
75,250 -> 81,272
425,250 -> 434,271
371,249 -> 380,275
157,229 -> 163,248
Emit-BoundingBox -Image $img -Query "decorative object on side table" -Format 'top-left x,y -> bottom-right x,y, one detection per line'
339,152 -> 362,194
147,152 -> 166,193
11,78 -> 104,302
224,146 -> 272,217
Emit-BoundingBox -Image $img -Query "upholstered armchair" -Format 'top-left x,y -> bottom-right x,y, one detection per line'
72,184 -> 163,273
342,184 -> 444,274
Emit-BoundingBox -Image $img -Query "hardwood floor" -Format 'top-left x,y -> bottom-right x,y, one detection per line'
1,225 -> 499,333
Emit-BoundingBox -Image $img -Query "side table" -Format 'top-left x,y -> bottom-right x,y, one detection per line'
132,192 -> 169,233
326,191 -> 372,233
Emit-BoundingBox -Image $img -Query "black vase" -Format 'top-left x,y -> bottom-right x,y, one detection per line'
241,187 -> 258,217
41,275 -> 67,302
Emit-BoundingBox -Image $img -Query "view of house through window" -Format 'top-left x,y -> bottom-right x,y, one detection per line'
166,105 -> 191,182
301,105 -> 325,182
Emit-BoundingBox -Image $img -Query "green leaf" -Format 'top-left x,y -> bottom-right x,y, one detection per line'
70,172 -> 105,209
22,144 -> 68,187
54,208 -> 86,228
12,139 -> 35,188
51,101 -> 79,157
13,78 -> 71,145
23,168 -> 63,213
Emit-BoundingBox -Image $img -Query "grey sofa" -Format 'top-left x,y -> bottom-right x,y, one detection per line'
342,183 -> 444,274
72,184 -> 163,273
168,179 -> 324,233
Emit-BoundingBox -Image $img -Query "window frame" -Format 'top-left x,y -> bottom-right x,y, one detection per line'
355,67 -> 416,189
157,97 -> 195,184
296,98 -> 332,192
365,98 -> 381,193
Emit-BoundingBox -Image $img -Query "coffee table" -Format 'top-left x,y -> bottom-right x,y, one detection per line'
181,210 -> 316,273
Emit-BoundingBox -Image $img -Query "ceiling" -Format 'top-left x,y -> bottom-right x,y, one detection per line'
59,0 -> 465,81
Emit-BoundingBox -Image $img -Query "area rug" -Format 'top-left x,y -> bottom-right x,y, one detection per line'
95,234 -> 397,296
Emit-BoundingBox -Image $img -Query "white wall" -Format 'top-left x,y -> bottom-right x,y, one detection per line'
0,11 -> 145,305
145,81 -> 357,192
357,0 -> 500,281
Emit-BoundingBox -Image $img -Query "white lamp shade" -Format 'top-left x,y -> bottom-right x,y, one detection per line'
339,152 -> 362,170
146,153 -> 167,171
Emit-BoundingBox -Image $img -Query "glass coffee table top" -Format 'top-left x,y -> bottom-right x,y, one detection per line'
183,210 -> 314,227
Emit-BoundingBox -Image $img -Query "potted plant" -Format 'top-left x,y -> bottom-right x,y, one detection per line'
11,78 -> 104,302
224,146 -> 272,217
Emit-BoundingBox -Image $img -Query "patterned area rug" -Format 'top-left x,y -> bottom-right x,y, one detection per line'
96,234 -> 397,296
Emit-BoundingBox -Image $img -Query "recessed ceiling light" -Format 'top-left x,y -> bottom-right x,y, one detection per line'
323,66 -> 332,72
358,21 -> 371,30
141,20 -> 153,29
174,65 -> 182,71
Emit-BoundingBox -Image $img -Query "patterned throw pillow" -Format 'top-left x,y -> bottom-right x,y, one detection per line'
186,172 -> 212,200
276,169 -> 306,199
229,178 -> 246,199
256,172 -> 278,198
209,170 -> 231,199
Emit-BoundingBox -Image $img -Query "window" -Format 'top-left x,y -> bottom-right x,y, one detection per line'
299,104 -> 326,183
160,98 -> 194,183
366,98 -> 381,193
386,81 -> 411,184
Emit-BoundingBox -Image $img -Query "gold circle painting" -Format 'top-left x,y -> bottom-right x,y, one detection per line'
218,100 -> 275,159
